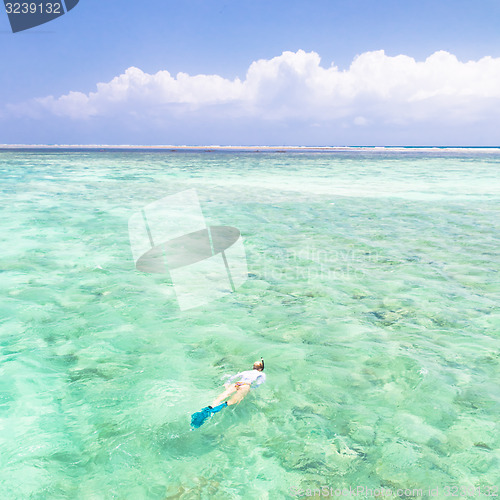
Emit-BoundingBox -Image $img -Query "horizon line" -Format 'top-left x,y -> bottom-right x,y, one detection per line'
1,144 -> 500,151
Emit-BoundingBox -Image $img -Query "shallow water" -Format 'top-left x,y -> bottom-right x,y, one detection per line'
0,150 -> 499,499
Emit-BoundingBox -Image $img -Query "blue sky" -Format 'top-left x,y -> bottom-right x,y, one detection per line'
2,0 -> 500,145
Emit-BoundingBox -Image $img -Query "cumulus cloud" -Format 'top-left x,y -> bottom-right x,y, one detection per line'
7,49 -> 500,136
34,66 -> 246,119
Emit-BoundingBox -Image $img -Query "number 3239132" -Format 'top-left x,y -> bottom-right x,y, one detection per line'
5,3 -> 62,14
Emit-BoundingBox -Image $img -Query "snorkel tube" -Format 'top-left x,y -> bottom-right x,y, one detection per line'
261,357 -> 264,370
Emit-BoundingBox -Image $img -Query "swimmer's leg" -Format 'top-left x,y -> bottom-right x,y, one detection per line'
227,384 -> 250,406
211,384 -> 237,407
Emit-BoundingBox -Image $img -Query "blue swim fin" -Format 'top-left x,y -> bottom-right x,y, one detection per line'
210,402 -> 228,413
190,402 -> 228,428
190,407 -> 212,428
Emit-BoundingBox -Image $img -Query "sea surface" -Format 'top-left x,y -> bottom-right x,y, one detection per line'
0,149 -> 499,499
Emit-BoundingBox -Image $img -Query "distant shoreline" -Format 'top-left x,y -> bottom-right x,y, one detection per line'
1,144 -> 499,152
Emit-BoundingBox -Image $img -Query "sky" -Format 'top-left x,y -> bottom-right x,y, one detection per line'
1,0 -> 500,146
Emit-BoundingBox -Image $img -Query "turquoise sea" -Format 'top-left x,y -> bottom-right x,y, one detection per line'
0,149 -> 499,499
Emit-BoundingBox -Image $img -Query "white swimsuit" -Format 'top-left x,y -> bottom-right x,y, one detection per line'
227,369 -> 266,388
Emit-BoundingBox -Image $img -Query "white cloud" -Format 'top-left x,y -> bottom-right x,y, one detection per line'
34,67 -> 245,119
8,49 -> 500,130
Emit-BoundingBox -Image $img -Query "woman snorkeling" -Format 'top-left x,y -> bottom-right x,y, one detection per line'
191,358 -> 266,428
